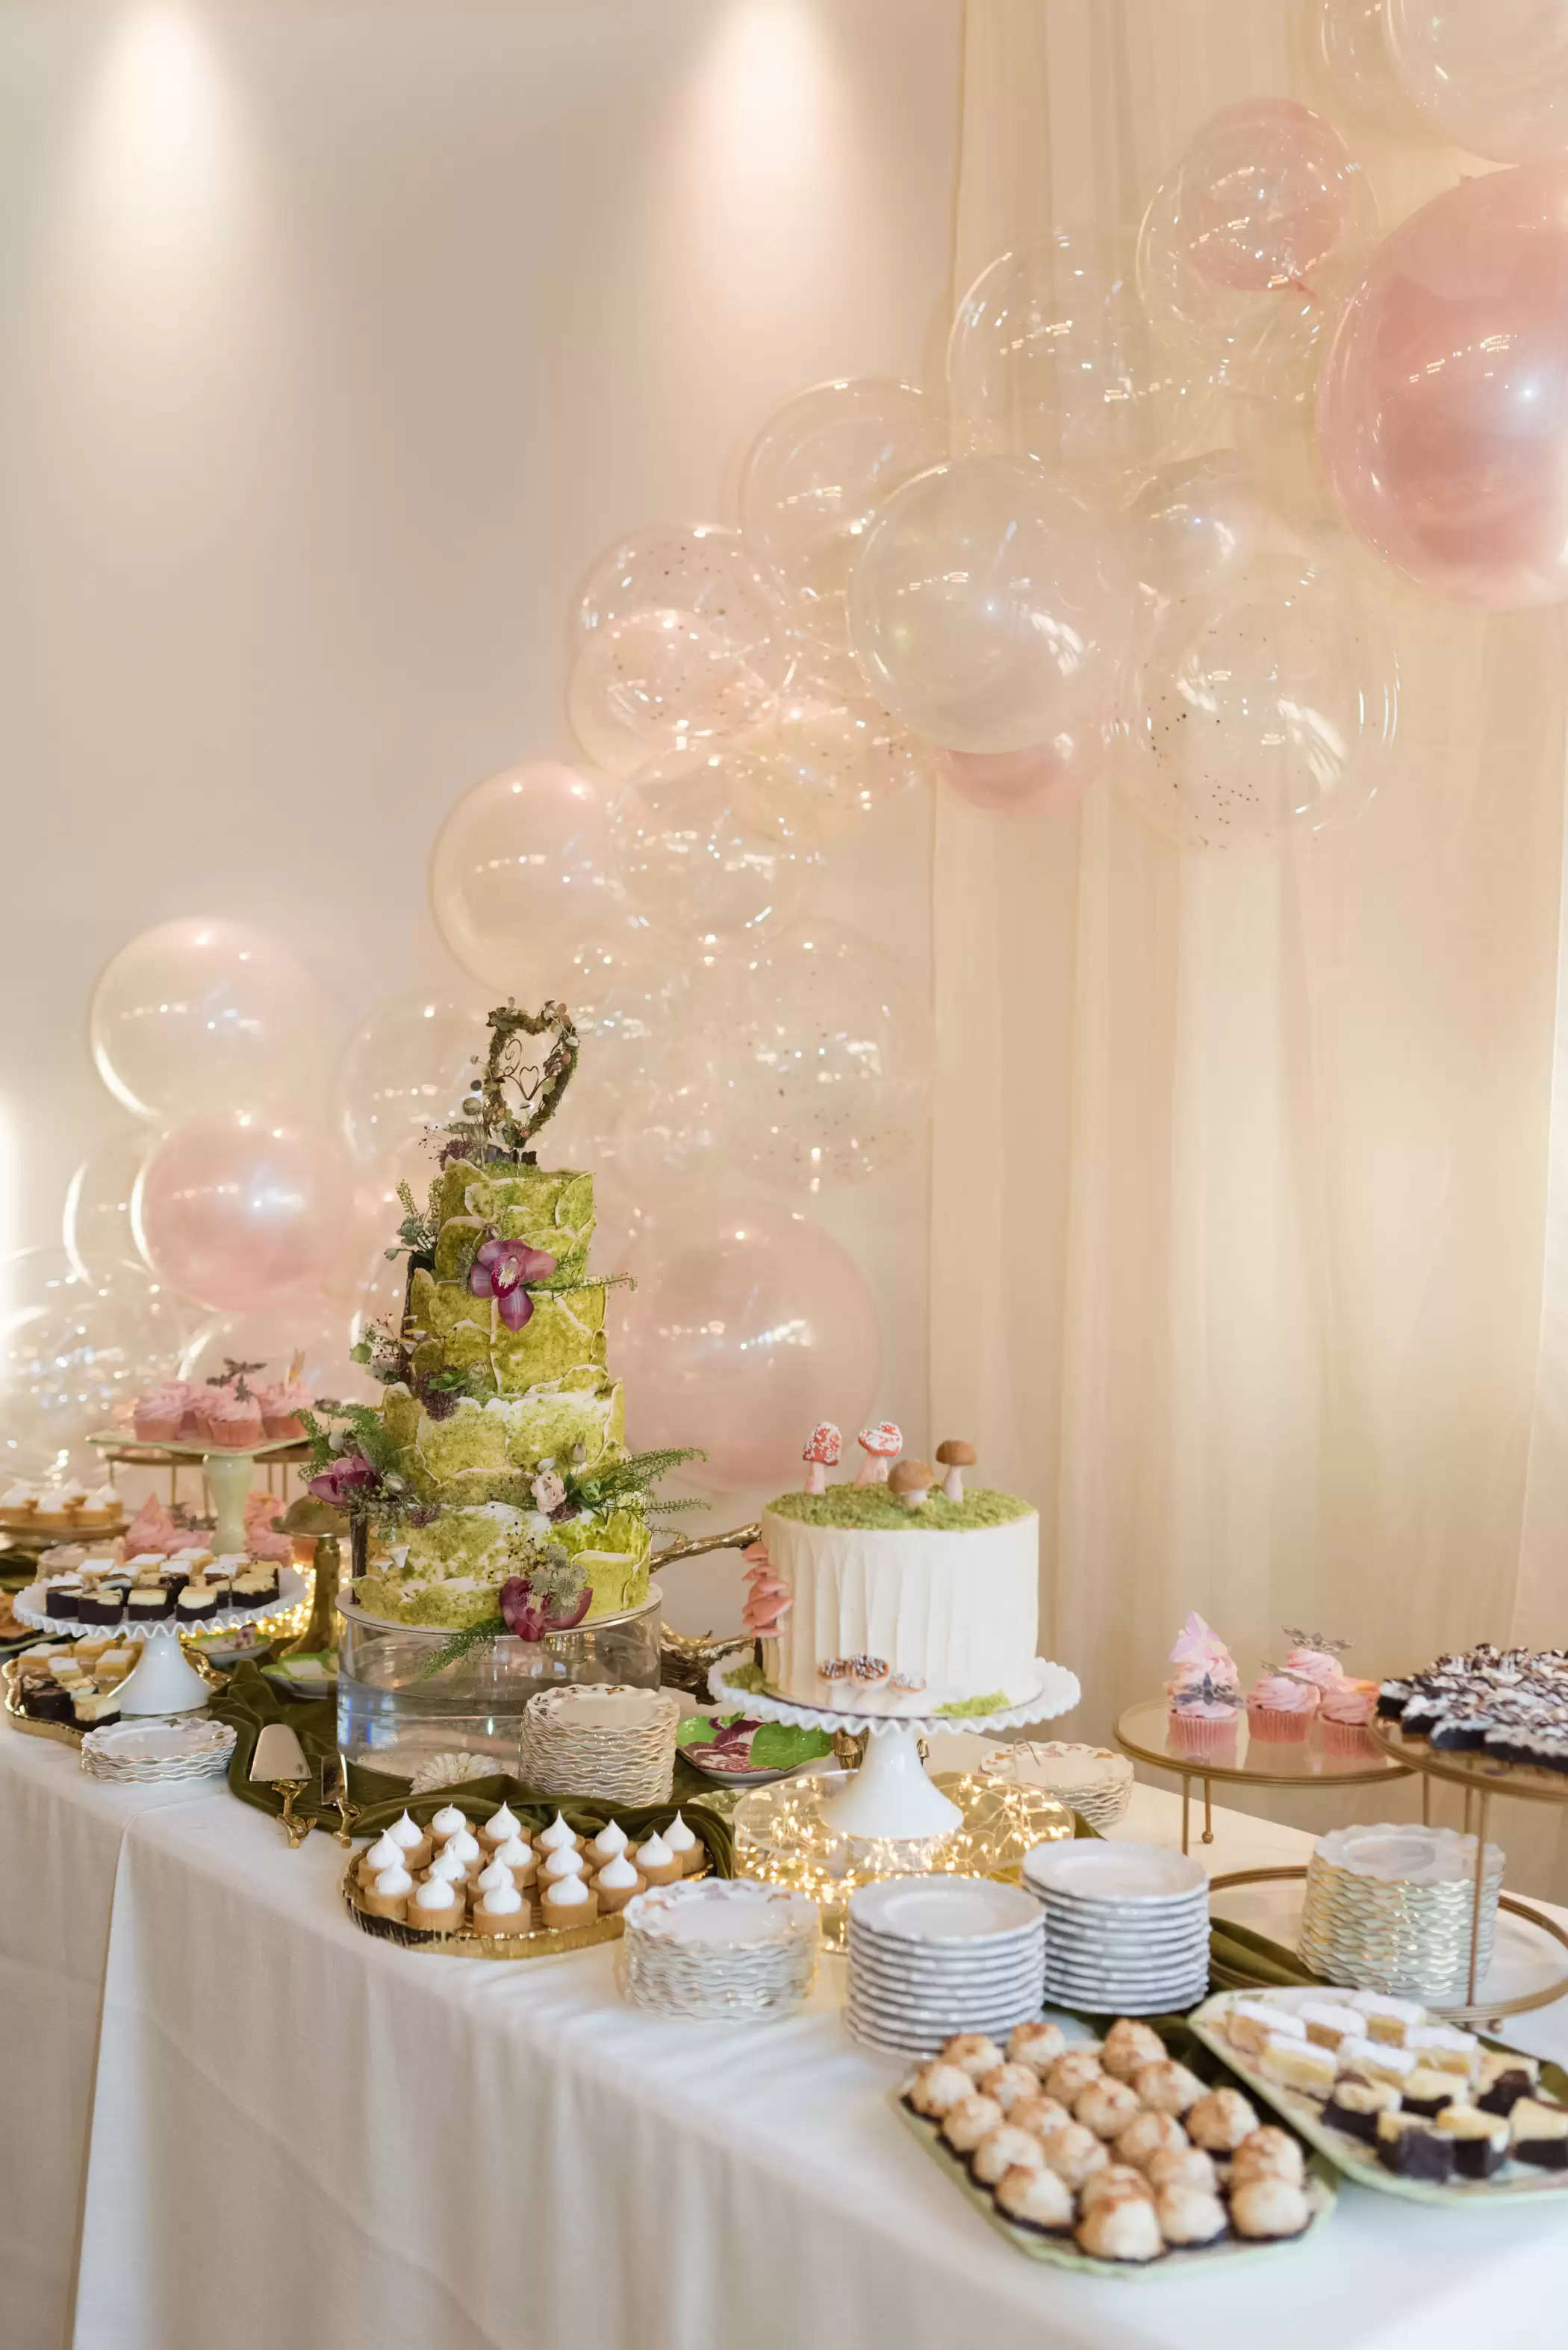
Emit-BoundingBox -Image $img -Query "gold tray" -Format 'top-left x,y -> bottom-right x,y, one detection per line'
2,1657 -> 85,1747
340,1850 -> 707,1961
1188,1987 -> 1568,2205
1370,1716 -> 1568,1805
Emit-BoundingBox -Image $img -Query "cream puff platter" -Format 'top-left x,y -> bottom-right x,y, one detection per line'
342,1803 -> 709,1958
897,2012 -> 1335,2275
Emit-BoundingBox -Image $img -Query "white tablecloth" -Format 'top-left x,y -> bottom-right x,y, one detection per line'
7,1727 -> 1568,2350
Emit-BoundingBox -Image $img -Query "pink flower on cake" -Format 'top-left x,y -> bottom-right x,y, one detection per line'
498,1573 -> 591,1641
308,1454 -> 381,1508
468,1235 -> 558,1331
531,1469 -> 567,1514
852,1423 -> 902,1486
1168,1611 -> 1238,1691
742,1571 -> 794,1634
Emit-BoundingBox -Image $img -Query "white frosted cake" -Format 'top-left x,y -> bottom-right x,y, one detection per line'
747,1451 -> 1039,1718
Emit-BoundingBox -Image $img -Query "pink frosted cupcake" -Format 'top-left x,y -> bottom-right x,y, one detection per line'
1168,1677 -> 1244,1756
257,1378 -> 312,1441
1281,1632 -> 1350,1692
1246,1670 -> 1319,1742
1318,1676 -> 1378,1754
1168,1611 -> 1239,1691
133,1383 -> 191,1444
202,1390 -> 265,1449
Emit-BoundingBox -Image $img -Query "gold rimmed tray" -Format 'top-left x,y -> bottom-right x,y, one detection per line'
340,1850 -> 709,1961
894,2009 -> 1337,2277
1369,1715 -> 1568,1804
2,1657 -> 85,1747
1187,1987 -> 1568,2206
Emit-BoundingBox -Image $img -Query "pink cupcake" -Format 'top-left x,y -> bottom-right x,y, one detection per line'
1167,1611 -> 1239,1691
1168,1677 -> 1244,1756
202,1390 -> 265,1449
1281,1631 -> 1350,1692
133,1382 -> 191,1444
258,1378 -> 312,1442
1246,1670 -> 1319,1742
1318,1676 -> 1378,1754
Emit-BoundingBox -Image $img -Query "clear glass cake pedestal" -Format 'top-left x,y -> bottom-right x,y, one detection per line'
337,1585 -> 664,1781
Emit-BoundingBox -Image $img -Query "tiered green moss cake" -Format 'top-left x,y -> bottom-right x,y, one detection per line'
354,1159 -> 652,1631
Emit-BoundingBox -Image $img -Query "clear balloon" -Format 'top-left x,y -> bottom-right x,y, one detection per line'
847,456 -> 1136,755
429,759 -> 619,995
738,922 -> 931,1190
1173,101 -> 1373,295
1317,162 -> 1568,606
334,990 -> 494,1165
735,650 -> 934,838
63,1129 -> 154,1283
546,933 -> 684,1170
738,379 -> 949,648
0,1249 -> 185,1469
90,918 -> 328,1123
567,609 -> 771,779
1316,0 -> 1425,131
1123,556 -> 1399,852
134,1114 -> 355,1313
609,1185 -> 880,1491
610,742 -> 824,942
1387,0 -> 1568,164
948,231 -> 1222,485
181,1298 -> 372,1406
572,523 -> 782,668
1124,452 -> 1280,603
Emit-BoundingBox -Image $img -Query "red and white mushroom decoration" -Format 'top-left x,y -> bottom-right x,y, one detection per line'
801,1421 -> 841,1494
853,1422 -> 903,1486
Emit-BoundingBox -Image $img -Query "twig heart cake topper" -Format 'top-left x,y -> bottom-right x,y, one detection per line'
444,999 -> 580,1166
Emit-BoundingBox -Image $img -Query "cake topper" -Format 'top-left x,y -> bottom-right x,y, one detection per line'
801,1423 -> 841,1494
446,998 -> 580,1166
889,1458 -> 933,1510
852,1422 -> 902,1486
1283,1626 -> 1351,1658
935,1438 -> 976,1503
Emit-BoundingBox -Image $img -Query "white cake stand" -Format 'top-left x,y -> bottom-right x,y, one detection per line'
707,1658 -> 1081,1840
15,1570 -> 305,1715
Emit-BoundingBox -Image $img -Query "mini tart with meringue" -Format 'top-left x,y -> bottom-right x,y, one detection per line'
661,1811 -> 704,1875
406,1876 -> 465,1933
361,1865 -> 414,1922
540,1873 -> 599,1928
591,1853 -> 646,1915
471,1878 -> 532,1936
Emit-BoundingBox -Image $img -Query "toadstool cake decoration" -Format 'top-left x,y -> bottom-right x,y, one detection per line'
801,1422 -> 842,1495
853,1422 -> 903,1486
935,1438 -> 976,1503
889,1458 -> 933,1511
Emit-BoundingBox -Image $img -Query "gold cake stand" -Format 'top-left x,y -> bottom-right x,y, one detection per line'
1114,1699 -> 1418,1856
730,1768 -> 1074,1952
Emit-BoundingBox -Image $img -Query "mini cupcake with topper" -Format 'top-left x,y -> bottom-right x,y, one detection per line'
1281,1627 -> 1351,1691
1164,1612 -> 1242,1753
1246,1663 -> 1322,1743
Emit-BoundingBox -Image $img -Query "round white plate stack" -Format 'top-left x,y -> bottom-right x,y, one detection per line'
616,1880 -> 820,2019
978,1741 -> 1134,1831
520,1682 -> 680,1805
80,1717 -> 237,1785
1023,1840 -> 1210,2014
844,1877 -> 1046,2057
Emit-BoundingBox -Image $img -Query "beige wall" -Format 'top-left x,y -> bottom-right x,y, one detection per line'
0,0 -> 962,1617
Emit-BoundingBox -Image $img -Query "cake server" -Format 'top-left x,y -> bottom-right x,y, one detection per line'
250,1721 -> 313,1847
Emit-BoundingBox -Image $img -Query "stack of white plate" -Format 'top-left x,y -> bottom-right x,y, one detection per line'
617,1881 -> 820,2020
520,1682 -> 681,1805
979,1741 -> 1135,1832
844,1876 -> 1046,2058
80,1717 -> 237,1785
1023,1841 -> 1210,2014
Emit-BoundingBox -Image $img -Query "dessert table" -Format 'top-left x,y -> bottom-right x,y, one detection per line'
5,1727 -> 1568,2350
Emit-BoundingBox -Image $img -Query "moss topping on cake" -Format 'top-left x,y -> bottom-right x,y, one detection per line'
935,1691 -> 1011,1717
767,1484 -> 1032,1532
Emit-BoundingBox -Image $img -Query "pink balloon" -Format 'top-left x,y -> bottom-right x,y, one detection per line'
609,1187 -> 880,1493
942,736 -> 1110,816
1177,100 -> 1369,293
134,1115 -> 355,1313
1318,164 -> 1568,606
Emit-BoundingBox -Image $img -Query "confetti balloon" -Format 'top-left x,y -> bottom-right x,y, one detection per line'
567,609 -> 771,778
611,1184 -> 880,1491
429,759 -> 619,995
735,651 -> 934,838
63,1129 -> 153,1283
333,990 -> 493,1164
738,378 -> 949,648
610,742 -> 824,942
134,1114 -> 355,1313
90,918 -> 328,1122
1123,556 -> 1399,852
1387,0 -> 1568,164
948,231 -> 1220,485
738,922 -> 931,1191
572,523 -> 782,668
1318,162 -> 1568,606
847,457 -> 1136,755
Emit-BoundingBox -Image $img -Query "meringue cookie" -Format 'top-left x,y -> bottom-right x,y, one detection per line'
542,1871 -> 589,1907
663,1812 -> 697,1853
492,1835 -> 537,1880
411,1877 -> 462,1918
475,1877 -> 523,1916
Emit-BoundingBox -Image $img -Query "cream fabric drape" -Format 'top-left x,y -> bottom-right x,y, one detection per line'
935,0 -> 1568,1883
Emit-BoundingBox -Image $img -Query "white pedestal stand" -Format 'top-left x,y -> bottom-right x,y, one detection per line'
118,1626 -> 214,1715
203,1449 -> 256,1558
707,1659 -> 1081,1843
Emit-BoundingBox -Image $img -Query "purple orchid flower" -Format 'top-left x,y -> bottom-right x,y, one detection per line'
468,1235 -> 558,1332
308,1454 -> 380,1508
498,1574 -> 592,1642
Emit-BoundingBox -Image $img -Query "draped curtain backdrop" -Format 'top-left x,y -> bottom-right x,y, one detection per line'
933,0 -> 1568,1891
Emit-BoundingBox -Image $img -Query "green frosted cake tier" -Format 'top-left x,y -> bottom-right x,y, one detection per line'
429,1162 -> 594,1281
380,1375 -> 624,1499
408,1268 -> 607,1395
358,1495 -> 653,1629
